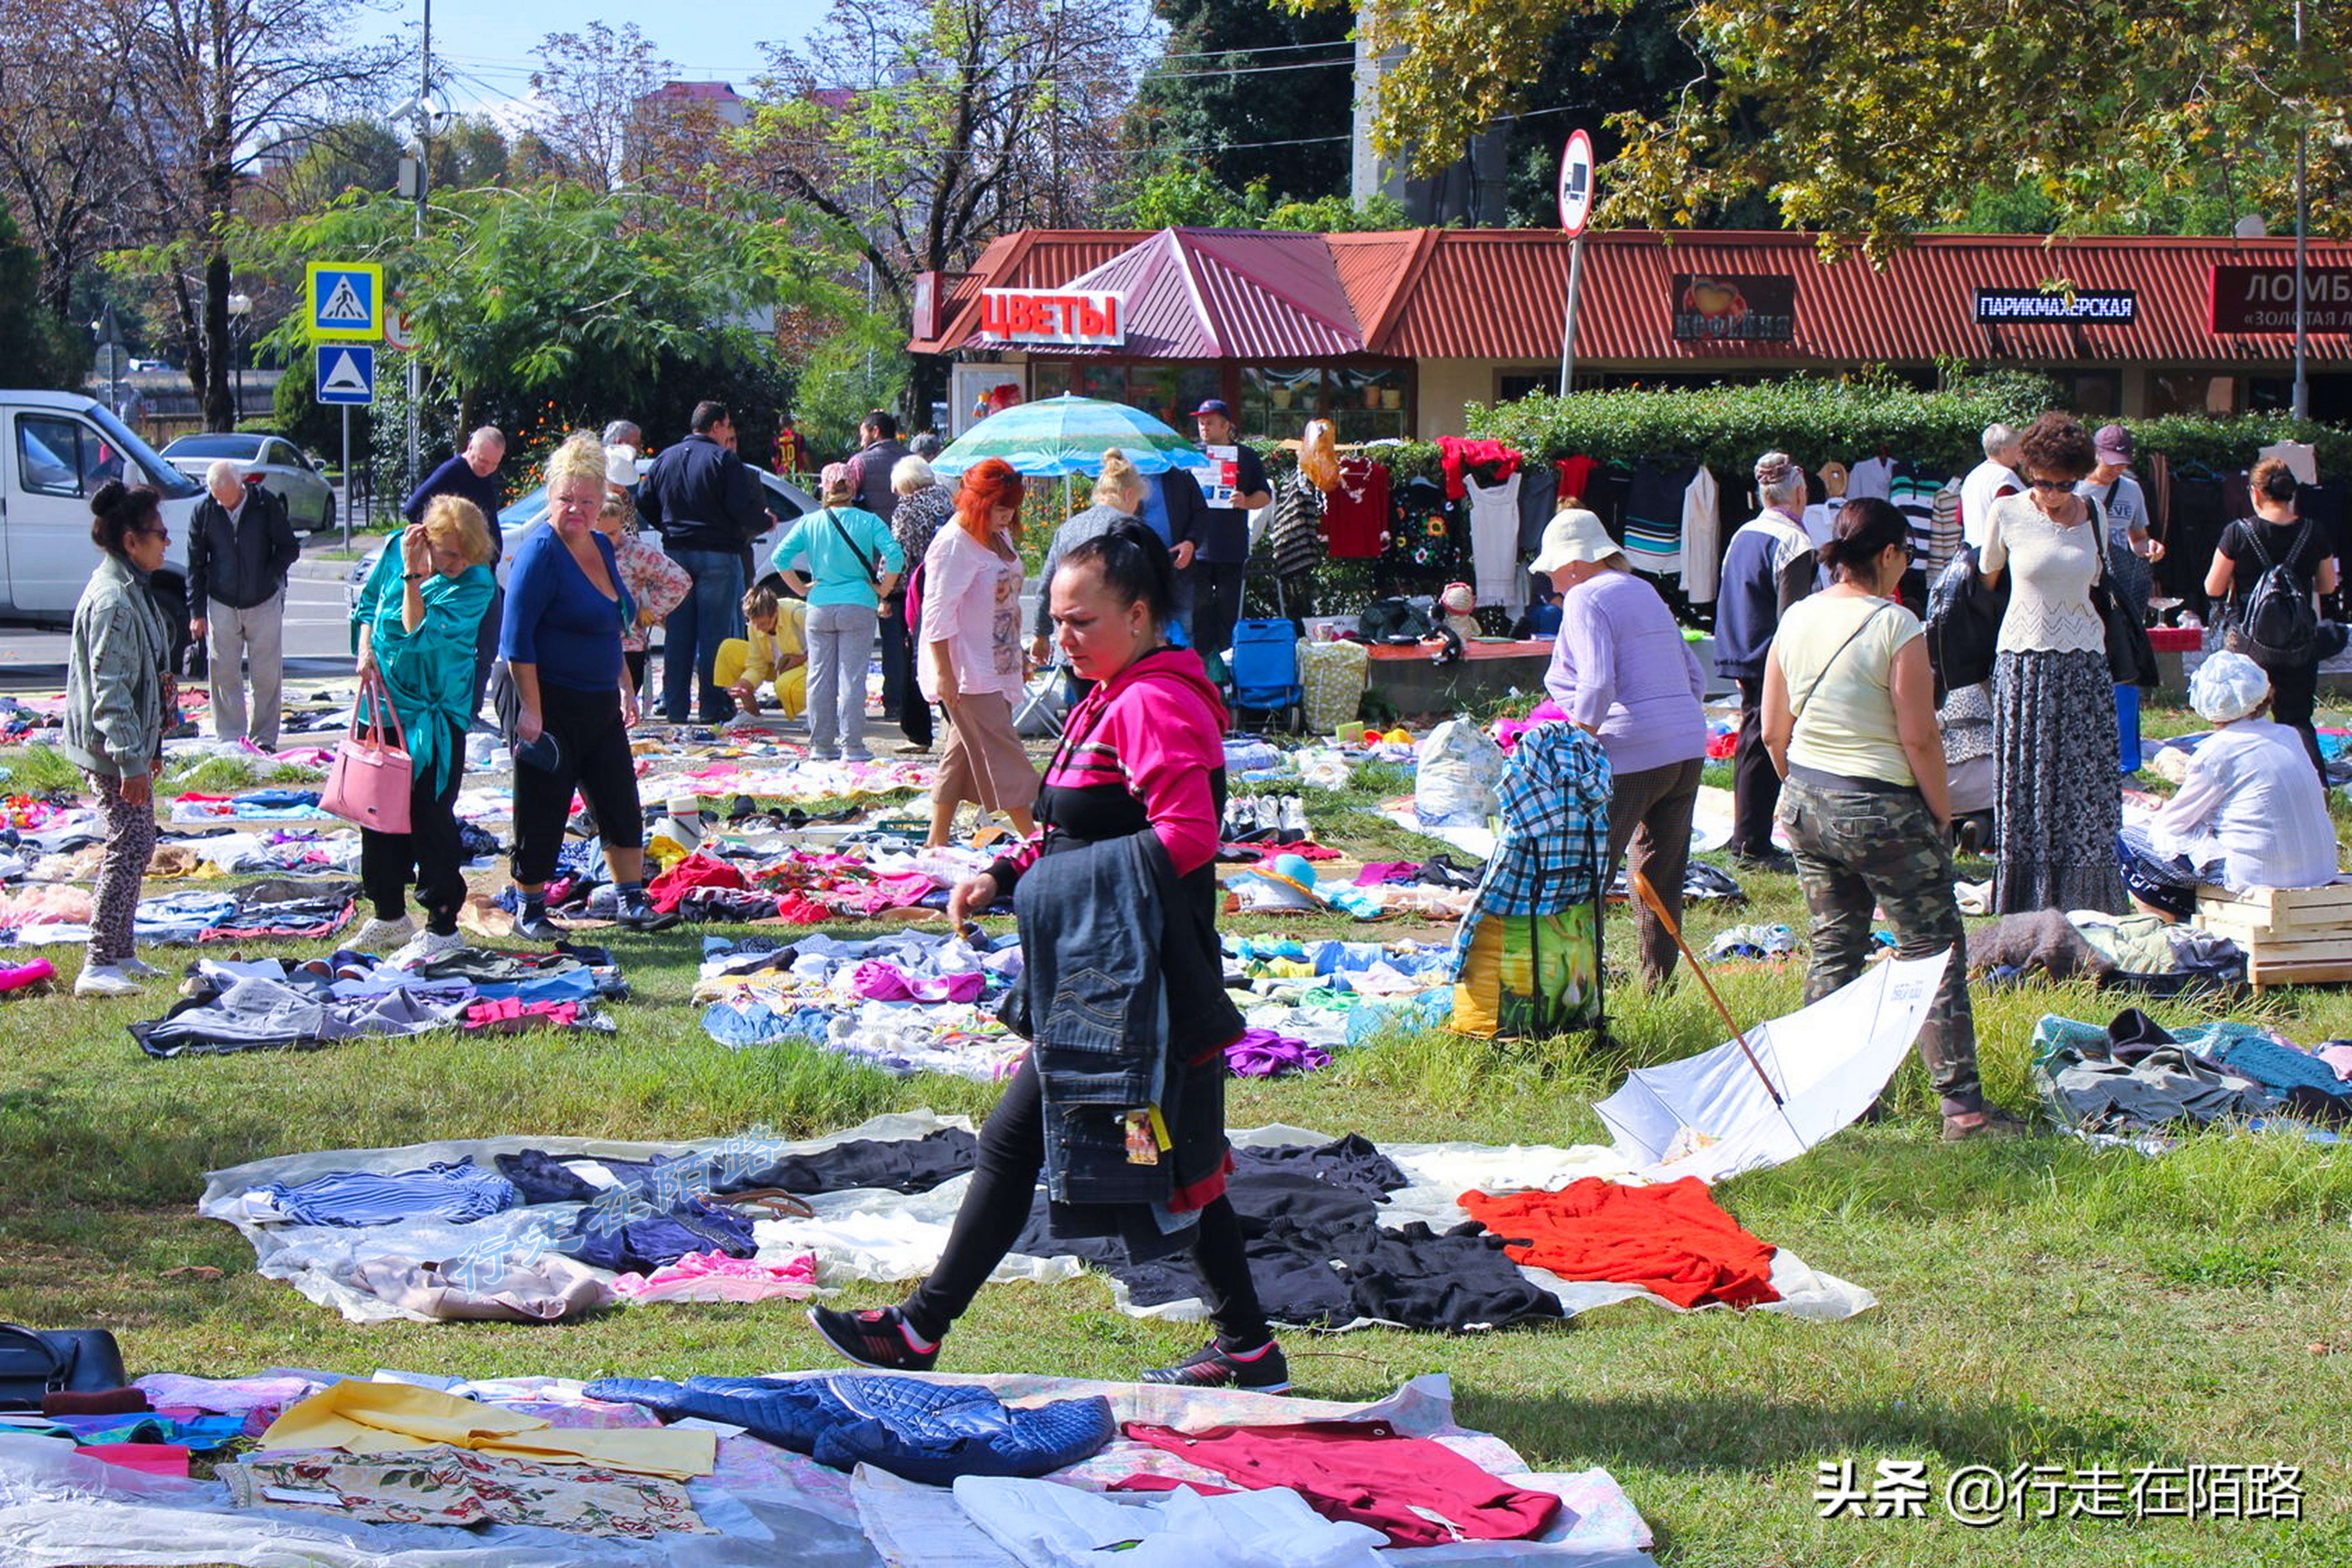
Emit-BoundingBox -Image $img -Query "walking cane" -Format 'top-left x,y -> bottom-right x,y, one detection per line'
1629,868 -> 1786,1108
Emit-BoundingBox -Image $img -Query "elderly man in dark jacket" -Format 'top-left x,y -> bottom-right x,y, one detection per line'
639,400 -> 771,723
187,459 -> 300,748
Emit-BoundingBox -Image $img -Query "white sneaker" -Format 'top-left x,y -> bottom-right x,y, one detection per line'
75,963 -> 143,997
353,914 -> 416,949
118,956 -> 166,979
390,929 -> 463,968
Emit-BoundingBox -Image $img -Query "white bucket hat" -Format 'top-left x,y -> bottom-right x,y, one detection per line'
1530,508 -> 1619,575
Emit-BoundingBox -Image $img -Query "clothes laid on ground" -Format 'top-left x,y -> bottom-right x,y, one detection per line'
1010,1135 -> 1567,1333
953,1472 -> 1386,1568
583,1374 -> 1114,1485
247,1159 -> 519,1229
1969,909 -> 2245,994
129,948 -> 625,1056
202,1115 -> 1877,1329
1116,1419 -> 1561,1548
2029,1013 -> 2285,1135
695,930 -> 1025,1079
259,1379 -> 717,1479
1460,1179 -> 1780,1310
220,1445 -> 713,1538
7,875 -> 358,947
609,1250 -> 818,1304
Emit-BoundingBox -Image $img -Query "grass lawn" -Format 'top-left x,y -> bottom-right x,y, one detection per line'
1,697 -> 2348,1564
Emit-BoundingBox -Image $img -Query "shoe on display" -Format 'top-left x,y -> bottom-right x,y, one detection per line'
390,929 -> 464,968
1276,795 -> 1310,845
351,915 -> 416,949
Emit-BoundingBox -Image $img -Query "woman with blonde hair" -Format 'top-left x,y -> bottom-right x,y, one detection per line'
1029,450 -> 1147,670
922,457 -> 1039,846
350,495 -> 496,962
501,431 -> 667,938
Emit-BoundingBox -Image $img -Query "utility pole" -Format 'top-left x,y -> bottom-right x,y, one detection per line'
409,0 -> 432,496
2292,0 -> 2309,421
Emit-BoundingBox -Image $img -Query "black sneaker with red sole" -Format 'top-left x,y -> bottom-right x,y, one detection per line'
806,1304 -> 940,1373
1141,1340 -> 1290,1392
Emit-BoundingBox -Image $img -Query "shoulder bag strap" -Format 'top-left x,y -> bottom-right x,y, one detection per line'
1790,603 -> 1895,729
823,508 -> 879,585
0,1324 -> 68,1390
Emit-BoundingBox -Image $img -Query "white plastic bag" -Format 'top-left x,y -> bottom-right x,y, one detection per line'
1414,719 -> 1505,828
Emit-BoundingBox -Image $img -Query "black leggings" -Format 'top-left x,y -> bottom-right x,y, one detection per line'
360,720 -> 468,934
902,1056 -> 1271,1348
2267,659 -> 2325,780
510,681 -> 644,886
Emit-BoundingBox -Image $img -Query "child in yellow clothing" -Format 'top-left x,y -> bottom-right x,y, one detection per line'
715,585 -> 808,718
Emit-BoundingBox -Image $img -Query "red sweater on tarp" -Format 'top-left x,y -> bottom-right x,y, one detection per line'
1115,1418 -> 1561,1548
1460,1176 -> 1781,1309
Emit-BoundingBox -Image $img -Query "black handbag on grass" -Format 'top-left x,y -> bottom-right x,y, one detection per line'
0,1323 -> 129,1410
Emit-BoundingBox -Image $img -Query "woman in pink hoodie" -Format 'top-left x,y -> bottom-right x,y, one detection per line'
808,519 -> 1286,1393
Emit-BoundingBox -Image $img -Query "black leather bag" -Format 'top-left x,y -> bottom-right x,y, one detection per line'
2090,508 -> 2159,688
0,1324 -> 129,1410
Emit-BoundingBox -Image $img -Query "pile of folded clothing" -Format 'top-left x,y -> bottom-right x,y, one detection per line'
130,943 -> 626,1056
695,931 -> 1026,1078
4,876 -> 359,948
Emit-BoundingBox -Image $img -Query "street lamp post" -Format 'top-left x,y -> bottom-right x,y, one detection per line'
226,291 -> 252,423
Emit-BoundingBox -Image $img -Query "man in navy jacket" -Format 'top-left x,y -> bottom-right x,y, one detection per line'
638,401 -> 771,723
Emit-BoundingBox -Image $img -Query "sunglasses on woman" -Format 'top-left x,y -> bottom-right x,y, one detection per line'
2026,477 -> 2074,492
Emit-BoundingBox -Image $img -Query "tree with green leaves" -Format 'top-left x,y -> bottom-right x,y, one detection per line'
254,180 -> 858,442
1302,0 -> 2350,253
742,0 -> 1149,417
1125,0 -> 1354,205
0,201 -> 84,388
97,0 -> 396,430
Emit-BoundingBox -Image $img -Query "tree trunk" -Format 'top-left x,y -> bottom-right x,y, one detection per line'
203,247 -> 233,430
908,352 -> 950,435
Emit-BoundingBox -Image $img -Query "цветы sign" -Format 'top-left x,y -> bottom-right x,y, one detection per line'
978,290 -> 1125,347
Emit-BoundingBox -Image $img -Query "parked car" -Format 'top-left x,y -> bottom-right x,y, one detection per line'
344,461 -> 819,613
159,432 -> 336,532
0,390 -> 200,640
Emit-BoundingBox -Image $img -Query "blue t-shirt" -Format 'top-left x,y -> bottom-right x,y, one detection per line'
499,527 -> 633,692
772,506 -> 905,609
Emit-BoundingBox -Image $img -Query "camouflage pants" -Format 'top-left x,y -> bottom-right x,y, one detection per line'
1777,775 -> 1982,1114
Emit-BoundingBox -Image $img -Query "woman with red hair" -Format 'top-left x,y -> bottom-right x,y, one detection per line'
919,458 -> 1039,844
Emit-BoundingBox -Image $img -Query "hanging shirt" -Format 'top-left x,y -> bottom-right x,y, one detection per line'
1887,462 -> 1943,567
1845,456 -> 1895,502
1681,465 -> 1723,604
1620,461 -> 1694,578
1318,456 -> 1390,559
1515,461 -> 1558,553
1464,471 -> 1525,612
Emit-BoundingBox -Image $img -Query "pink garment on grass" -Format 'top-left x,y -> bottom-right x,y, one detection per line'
1492,701 -> 1570,754
610,1250 -> 819,1304
846,960 -> 983,1004
2318,1042 -> 2352,1082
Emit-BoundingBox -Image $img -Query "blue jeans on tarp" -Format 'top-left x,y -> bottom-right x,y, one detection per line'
661,547 -> 746,723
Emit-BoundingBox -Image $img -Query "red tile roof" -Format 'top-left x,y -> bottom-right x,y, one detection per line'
912,227 -> 2352,365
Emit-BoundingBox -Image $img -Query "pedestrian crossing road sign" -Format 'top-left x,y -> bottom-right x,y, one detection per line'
316,344 -> 376,405
307,262 -> 383,341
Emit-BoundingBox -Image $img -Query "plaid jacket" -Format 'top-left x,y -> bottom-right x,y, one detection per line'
1453,723 -> 1613,966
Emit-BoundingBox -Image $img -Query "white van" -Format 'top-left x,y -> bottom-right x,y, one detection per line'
0,390 -> 201,628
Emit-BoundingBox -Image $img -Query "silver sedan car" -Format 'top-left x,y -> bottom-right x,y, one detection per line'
159,432 -> 337,531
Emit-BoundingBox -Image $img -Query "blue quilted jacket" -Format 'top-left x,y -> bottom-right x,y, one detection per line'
584,1373 -> 1114,1484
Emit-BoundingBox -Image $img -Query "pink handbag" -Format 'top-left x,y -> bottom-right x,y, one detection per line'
323,675 -> 414,834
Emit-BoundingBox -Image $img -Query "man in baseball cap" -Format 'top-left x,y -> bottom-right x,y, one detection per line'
2078,423 -> 2160,770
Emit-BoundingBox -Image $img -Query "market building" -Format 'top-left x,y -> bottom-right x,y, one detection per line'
909,227 -> 2352,437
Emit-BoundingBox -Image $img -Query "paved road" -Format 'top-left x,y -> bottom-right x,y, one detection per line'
0,549 -> 363,692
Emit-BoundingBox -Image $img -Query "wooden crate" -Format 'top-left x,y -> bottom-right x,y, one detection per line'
2193,881 -> 2352,988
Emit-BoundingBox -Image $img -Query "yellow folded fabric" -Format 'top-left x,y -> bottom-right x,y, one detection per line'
260,1380 -> 715,1481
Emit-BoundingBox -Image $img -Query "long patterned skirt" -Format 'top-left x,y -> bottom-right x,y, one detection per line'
1992,647 -> 2125,914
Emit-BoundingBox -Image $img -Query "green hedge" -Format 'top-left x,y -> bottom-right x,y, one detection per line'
1239,375 -> 2352,620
